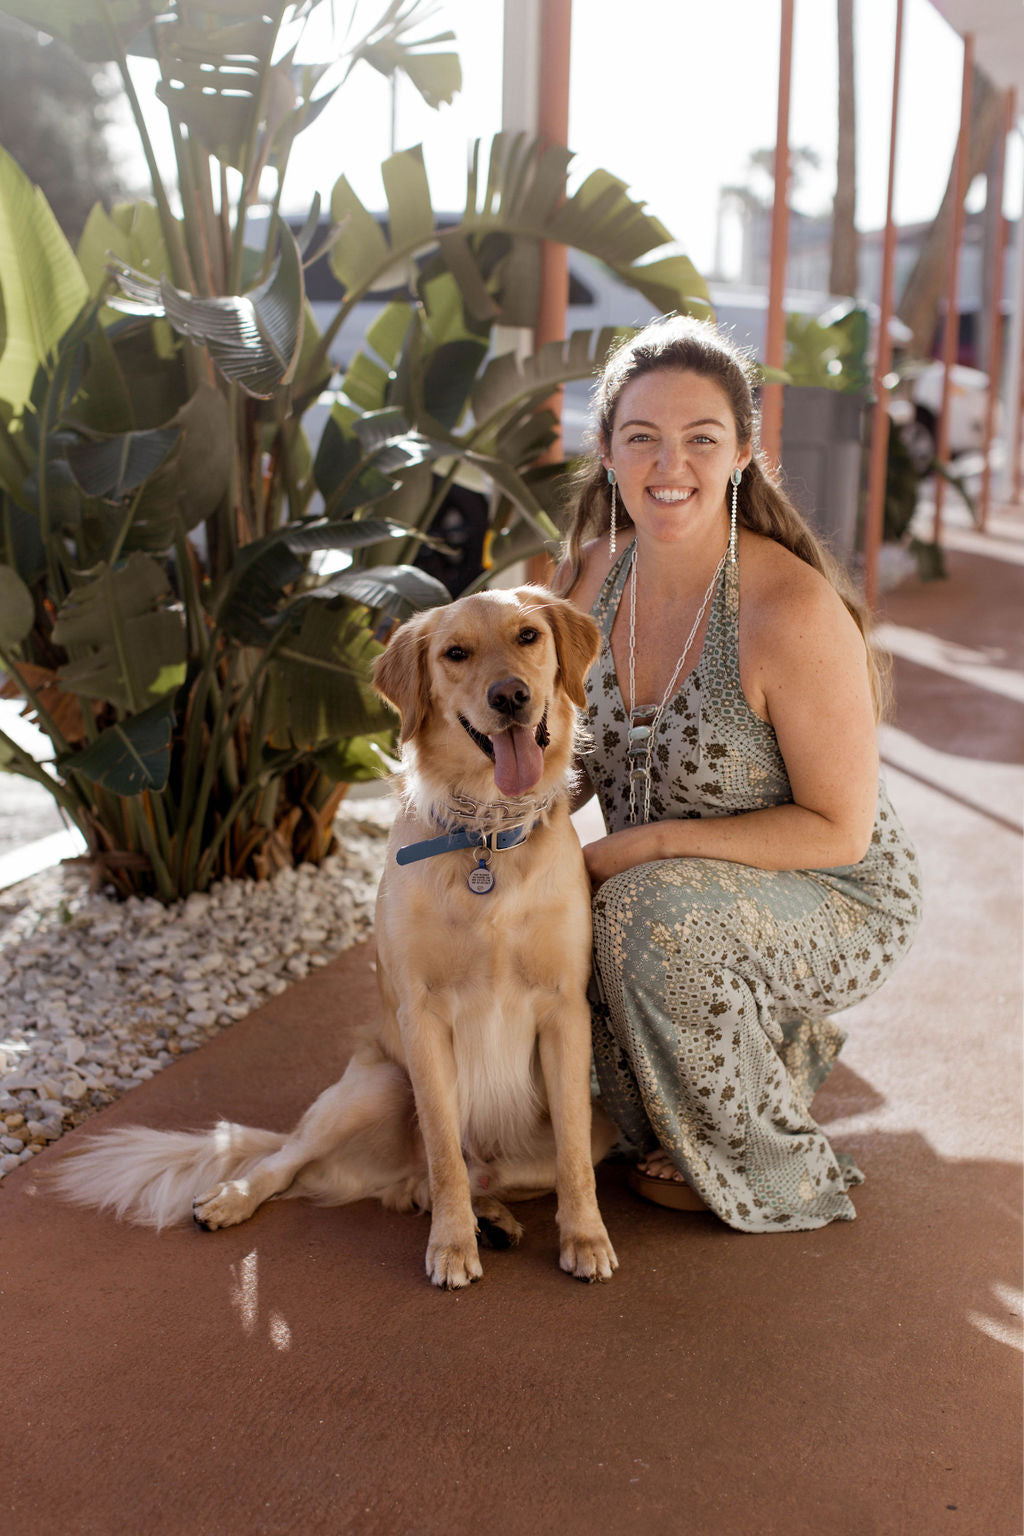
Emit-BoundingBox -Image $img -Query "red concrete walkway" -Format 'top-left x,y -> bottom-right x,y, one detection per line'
3,511 -> 1021,1536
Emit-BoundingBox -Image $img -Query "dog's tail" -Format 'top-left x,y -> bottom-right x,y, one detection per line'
48,1121 -> 286,1230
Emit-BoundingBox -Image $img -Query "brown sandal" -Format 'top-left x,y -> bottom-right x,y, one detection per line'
627,1166 -> 708,1212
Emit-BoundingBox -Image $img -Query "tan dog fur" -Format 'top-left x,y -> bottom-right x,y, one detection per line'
52,586 -> 618,1288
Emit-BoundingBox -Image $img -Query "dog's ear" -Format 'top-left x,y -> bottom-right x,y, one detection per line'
372,613 -> 432,743
545,597 -> 601,709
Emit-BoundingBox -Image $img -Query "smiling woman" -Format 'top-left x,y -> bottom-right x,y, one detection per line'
556,314 -> 922,1233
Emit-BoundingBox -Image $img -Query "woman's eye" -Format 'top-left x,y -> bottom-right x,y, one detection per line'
444,645 -> 468,662
517,627 -> 539,646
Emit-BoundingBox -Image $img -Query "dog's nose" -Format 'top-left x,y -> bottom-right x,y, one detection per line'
487,677 -> 531,718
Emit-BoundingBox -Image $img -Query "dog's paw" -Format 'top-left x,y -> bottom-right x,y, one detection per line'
426,1237 -> 483,1290
474,1197 -> 523,1250
559,1227 -> 618,1283
192,1180 -> 259,1231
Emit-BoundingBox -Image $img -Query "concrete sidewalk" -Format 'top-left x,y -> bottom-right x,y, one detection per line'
3,513 -> 1021,1536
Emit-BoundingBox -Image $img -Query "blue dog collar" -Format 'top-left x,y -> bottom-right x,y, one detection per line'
395,822 -> 532,866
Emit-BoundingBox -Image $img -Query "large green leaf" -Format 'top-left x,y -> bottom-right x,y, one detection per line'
67,427 -> 181,501
109,220 -> 305,398
0,562 -> 34,645
0,147 -> 89,413
76,200 -> 174,311
218,515 -> 420,643
263,600 -> 394,751
311,562 -> 449,621
51,553 -> 187,711
59,695 -> 177,795
313,730 -> 396,785
153,13 -> 286,169
325,133 -> 708,332
0,493 -> 46,585
470,327 -> 626,443
347,3 -> 461,109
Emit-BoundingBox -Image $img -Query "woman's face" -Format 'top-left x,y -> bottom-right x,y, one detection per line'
602,368 -> 751,544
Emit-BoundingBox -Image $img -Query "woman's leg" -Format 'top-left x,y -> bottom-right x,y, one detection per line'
591,856 -> 913,1233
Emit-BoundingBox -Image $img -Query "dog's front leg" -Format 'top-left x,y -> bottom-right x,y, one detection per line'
539,1006 -> 618,1282
400,1005 -> 482,1290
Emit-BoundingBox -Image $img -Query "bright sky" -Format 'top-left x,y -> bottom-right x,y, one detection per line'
126,0 -> 1024,278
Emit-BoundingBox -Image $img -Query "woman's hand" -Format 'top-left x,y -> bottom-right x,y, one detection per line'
583,825 -> 663,888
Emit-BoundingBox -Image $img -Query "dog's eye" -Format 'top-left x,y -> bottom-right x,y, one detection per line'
444,645 -> 469,662
517,627 -> 539,646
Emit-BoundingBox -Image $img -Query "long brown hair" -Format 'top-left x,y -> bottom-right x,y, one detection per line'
556,314 -> 890,718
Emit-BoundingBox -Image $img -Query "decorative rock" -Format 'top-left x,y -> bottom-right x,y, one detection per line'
0,804 -> 390,1179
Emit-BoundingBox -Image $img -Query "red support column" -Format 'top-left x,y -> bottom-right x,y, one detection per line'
979,90 -> 1015,531
535,0 -> 572,460
863,0 -> 905,612
760,0 -> 795,470
933,31 -> 974,545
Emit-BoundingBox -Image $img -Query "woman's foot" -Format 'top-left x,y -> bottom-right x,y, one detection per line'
637,1149 -> 686,1182
628,1151 -> 707,1211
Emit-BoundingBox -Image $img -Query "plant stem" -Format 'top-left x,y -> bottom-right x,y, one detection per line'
0,729 -> 86,823
0,647 -> 72,755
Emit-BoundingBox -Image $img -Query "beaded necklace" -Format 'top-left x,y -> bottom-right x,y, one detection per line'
625,540 -> 728,825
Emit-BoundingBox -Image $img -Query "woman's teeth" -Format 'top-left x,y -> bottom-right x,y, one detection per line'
647,488 -> 695,504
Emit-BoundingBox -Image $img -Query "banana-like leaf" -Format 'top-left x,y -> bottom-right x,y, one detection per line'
0,562 -> 34,645
59,694 -> 177,796
313,730 -> 397,785
348,4 -> 461,109
311,562 -> 449,620
0,146 -> 89,413
218,515 -> 419,643
263,600 -> 394,751
0,493 -> 47,585
0,0 -> 164,61
327,134 -> 707,332
52,553 -> 187,712
67,427 -> 181,500
109,220 -> 305,398
153,13 -> 287,169
77,200 -> 173,307
115,383 -> 232,550
470,327 -> 625,439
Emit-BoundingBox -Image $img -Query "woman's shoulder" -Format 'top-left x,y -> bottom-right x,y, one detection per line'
739,530 -> 862,656
559,535 -> 631,612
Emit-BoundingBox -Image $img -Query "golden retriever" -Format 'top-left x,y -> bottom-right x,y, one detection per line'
53,586 -> 618,1289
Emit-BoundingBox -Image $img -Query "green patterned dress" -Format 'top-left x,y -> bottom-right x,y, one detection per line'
584,545 -> 922,1232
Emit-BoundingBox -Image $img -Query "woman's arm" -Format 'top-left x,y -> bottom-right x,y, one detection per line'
583,572 -> 880,886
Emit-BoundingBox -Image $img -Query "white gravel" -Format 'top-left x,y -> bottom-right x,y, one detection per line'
0,799 -> 394,1179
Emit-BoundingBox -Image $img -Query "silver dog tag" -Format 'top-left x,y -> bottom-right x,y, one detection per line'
467,857 -> 495,895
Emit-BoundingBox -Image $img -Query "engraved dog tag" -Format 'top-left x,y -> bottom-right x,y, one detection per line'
467,857 -> 495,895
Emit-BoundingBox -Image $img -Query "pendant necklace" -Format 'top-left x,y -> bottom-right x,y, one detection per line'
626,540 -> 728,825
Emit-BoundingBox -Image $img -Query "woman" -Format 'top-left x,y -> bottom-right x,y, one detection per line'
557,315 -> 921,1233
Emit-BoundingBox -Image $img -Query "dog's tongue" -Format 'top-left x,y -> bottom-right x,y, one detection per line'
490,723 -> 543,797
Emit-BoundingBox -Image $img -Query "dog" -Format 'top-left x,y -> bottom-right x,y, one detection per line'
53,586 -> 618,1289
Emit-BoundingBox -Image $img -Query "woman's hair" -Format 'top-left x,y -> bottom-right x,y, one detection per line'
555,313 -> 890,718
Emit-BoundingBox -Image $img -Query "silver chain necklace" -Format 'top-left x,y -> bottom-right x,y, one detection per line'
626,540 -> 728,825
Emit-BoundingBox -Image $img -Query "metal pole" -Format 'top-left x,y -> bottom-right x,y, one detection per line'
932,31 -> 974,545
760,0 -> 795,470
1002,128 -> 1024,505
979,90 -> 1014,531
863,0 -> 905,612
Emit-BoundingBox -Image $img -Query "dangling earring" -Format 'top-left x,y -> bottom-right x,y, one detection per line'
607,467 -> 618,556
729,467 -> 742,563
